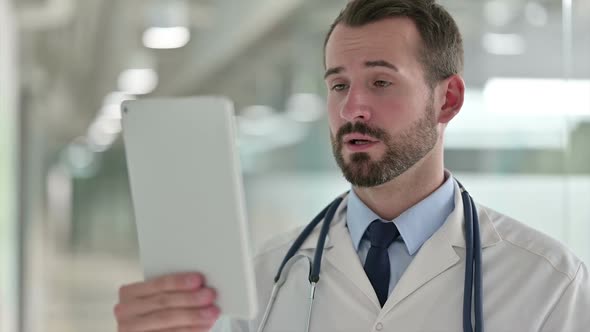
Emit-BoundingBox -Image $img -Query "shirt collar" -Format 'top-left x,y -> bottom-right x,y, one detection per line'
346,170 -> 456,255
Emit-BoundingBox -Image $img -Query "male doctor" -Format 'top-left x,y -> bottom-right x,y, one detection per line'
114,0 -> 590,331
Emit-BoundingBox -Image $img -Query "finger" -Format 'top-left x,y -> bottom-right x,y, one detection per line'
156,327 -> 213,332
115,288 -> 217,318
156,324 -> 217,332
118,306 -> 220,332
119,273 -> 204,300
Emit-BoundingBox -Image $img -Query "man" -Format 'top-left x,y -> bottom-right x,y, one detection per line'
114,0 -> 590,331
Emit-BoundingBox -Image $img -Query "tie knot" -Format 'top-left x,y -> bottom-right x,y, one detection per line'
366,220 -> 399,249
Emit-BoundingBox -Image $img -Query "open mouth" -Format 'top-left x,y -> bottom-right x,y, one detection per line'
343,134 -> 379,151
348,139 -> 375,145
343,134 -> 379,145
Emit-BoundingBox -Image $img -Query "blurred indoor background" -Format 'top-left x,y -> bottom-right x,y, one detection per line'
1,0 -> 589,331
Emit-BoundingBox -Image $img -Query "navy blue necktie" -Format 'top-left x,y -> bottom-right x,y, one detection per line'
363,220 -> 400,307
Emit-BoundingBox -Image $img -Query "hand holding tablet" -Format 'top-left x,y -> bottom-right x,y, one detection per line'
114,97 -> 258,331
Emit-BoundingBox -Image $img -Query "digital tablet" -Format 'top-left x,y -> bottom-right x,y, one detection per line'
121,96 -> 258,319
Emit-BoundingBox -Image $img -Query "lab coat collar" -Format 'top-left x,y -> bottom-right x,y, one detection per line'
441,179 -> 502,249
297,177 -> 503,311
298,178 -> 502,251
298,193 -> 349,250
381,179 -> 502,313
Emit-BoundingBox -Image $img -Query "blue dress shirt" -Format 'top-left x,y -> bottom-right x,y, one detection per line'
346,173 -> 455,296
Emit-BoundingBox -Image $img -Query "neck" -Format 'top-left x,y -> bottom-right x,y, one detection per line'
352,148 -> 445,221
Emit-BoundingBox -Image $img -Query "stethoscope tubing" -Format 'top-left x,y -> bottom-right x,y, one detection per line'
260,179 -> 482,332
458,179 -> 484,332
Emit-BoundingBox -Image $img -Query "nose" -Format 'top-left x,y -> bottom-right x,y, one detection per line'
340,85 -> 371,122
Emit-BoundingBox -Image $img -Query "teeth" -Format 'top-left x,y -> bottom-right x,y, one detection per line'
353,140 -> 370,145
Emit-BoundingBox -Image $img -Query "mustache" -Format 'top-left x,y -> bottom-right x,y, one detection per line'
336,122 -> 387,142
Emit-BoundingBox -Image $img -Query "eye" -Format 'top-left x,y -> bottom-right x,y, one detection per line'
374,80 -> 392,88
331,83 -> 348,91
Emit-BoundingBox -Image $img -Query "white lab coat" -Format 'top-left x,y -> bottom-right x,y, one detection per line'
213,180 -> 590,332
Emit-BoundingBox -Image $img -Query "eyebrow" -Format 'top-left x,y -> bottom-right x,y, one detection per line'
324,60 -> 399,79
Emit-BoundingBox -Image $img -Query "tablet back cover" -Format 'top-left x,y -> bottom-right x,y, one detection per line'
121,96 -> 258,319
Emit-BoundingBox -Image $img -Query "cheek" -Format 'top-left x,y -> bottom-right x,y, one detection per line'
376,87 -> 423,119
326,98 -> 342,132
373,97 -> 406,122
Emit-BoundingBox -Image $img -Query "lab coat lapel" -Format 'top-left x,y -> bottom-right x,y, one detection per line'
382,180 -> 465,312
324,213 -> 382,309
301,195 -> 382,309
381,214 -> 461,312
382,180 -> 502,313
297,182 -> 504,315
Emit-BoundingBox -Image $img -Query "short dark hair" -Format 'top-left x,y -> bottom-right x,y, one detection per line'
324,0 -> 464,89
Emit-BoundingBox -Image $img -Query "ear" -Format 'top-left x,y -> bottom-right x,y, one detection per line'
437,74 -> 465,124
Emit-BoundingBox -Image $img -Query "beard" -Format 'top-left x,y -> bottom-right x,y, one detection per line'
331,101 -> 438,188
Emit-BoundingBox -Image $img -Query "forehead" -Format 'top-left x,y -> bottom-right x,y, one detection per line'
325,17 -> 422,69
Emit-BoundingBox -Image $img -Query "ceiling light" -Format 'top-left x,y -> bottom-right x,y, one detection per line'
100,92 -> 135,119
142,26 -> 190,49
87,122 -> 119,152
117,68 -> 158,95
482,33 -> 525,55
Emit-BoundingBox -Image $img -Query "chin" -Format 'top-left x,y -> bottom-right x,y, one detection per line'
346,150 -> 380,163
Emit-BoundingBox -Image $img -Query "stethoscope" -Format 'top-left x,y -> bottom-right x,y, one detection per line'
257,178 -> 483,332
